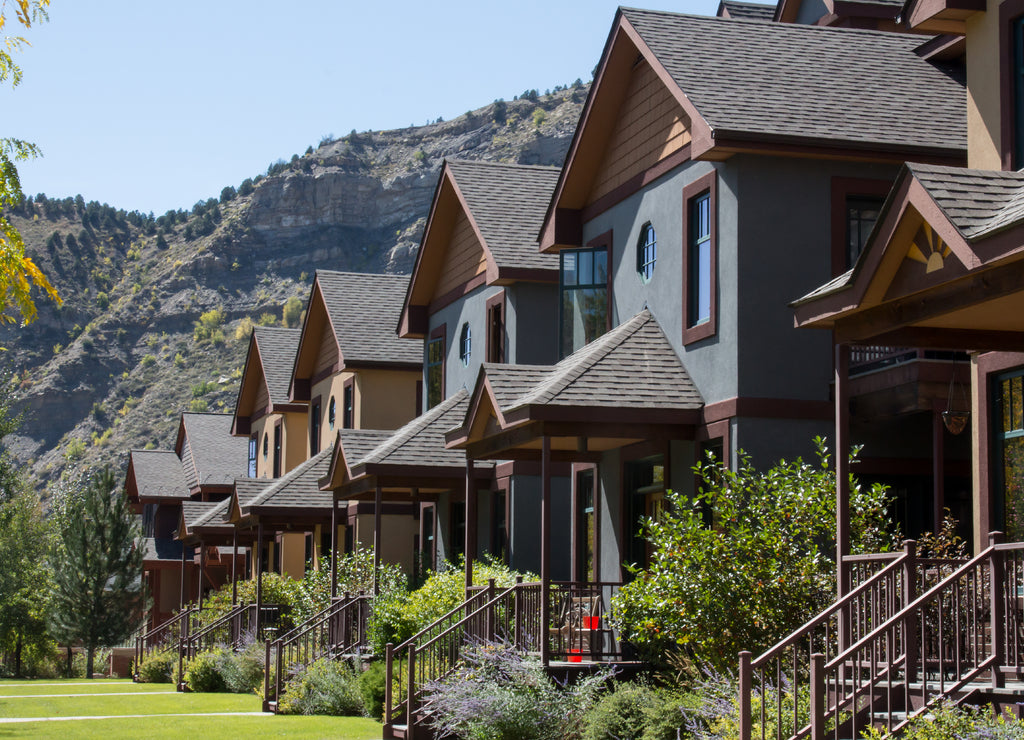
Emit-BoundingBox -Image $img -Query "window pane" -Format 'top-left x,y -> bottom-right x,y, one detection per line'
579,250 -> 593,286
697,240 -> 711,323
594,249 -> 608,284
1014,376 -> 1024,431
562,252 -> 577,287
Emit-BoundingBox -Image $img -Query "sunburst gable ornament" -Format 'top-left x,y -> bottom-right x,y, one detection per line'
907,222 -> 951,274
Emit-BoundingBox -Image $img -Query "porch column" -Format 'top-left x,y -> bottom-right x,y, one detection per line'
465,459 -> 476,590
331,493 -> 339,599
198,541 -> 206,610
373,484 -> 383,596
231,527 -> 238,606
541,435 -> 551,666
835,343 -> 851,599
932,405 -> 946,532
179,546 -> 186,610
255,522 -> 264,633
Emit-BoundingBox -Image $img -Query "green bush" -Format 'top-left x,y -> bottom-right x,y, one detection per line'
862,701 -> 1024,739
582,681 -> 683,740
277,657 -> 364,716
357,660 -> 387,720
220,641 -> 264,694
136,650 -> 175,683
184,649 -> 227,692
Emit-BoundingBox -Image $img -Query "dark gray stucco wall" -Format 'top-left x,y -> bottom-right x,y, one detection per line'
597,449 -> 622,582
425,284 -> 504,403
508,282 -> 560,366
580,159 -> 740,405
734,156 -> 901,403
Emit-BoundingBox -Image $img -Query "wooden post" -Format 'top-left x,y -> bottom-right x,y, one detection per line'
541,435 -> 551,666
384,642 -> 394,729
738,650 -> 752,740
262,639 -> 271,711
835,342 -> 851,598
198,542 -> 206,611
932,406 -> 946,533
231,527 -> 238,606
407,644 -> 417,740
903,539 -> 919,684
179,546 -> 186,610
255,522 -> 264,635
373,484 -> 383,596
331,494 -> 339,599
465,459 -> 476,590
810,653 -> 825,740
990,531 -> 1005,689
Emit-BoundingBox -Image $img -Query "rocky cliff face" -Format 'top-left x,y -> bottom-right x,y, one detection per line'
1,86 -> 587,494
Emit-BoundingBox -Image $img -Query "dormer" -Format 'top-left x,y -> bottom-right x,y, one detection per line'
174,412 -> 248,500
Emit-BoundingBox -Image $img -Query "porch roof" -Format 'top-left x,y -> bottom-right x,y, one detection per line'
142,536 -> 185,564
327,389 -> 495,500
793,162 -> 1024,350
241,447 -> 335,520
446,309 -> 704,461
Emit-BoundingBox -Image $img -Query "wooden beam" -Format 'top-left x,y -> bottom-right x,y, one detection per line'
465,460 -> 475,589
855,327 -> 1024,353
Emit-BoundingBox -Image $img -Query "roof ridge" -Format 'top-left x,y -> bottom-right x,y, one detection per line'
522,310 -> 653,406
448,159 -> 561,172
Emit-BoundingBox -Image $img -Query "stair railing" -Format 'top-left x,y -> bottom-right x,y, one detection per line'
264,592 -> 371,710
134,607 -> 198,680
738,543 -> 911,740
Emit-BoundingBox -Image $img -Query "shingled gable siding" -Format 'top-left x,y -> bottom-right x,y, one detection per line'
435,207 -> 488,300
314,320 -> 340,378
588,58 -> 692,207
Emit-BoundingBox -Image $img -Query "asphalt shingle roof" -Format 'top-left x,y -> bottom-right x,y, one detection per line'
485,309 -> 704,414
253,327 -> 301,406
181,500 -> 220,530
337,429 -> 394,469
143,536 -> 185,562
446,160 -> 561,272
245,448 -> 334,511
128,449 -> 189,500
908,162 -> 1024,241
234,478 -> 267,509
179,413 -> 249,490
620,8 -> 965,155
317,271 -> 421,365
191,498 -> 232,528
355,390 -> 492,471
720,0 -> 775,20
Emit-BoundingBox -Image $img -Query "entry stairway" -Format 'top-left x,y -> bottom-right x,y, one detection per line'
737,533 -> 1024,740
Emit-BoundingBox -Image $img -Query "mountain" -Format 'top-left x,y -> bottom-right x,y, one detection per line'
2,85 -> 587,494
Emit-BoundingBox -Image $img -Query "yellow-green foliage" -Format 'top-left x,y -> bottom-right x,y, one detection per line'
193,308 -> 226,344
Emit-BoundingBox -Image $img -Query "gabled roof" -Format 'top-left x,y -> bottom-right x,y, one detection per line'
232,327 -> 303,434
399,160 -> 560,337
143,536 -> 185,563
175,413 -> 249,492
793,162 -> 1024,350
242,447 -> 334,514
321,429 -> 395,490
125,449 -> 189,503
181,500 -> 221,532
717,0 -> 775,20
447,310 -> 703,458
541,8 -> 965,249
291,271 -> 420,396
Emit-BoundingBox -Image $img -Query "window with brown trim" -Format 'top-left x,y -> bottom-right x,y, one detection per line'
830,178 -> 891,276
559,231 -> 611,359
248,434 -> 257,478
310,396 -> 322,455
342,378 -> 354,429
1002,0 -> 1024,170
485,291 -> 505,364
682,172 -> 717,345
426,324 -> 446,410
272,421 -> 282,478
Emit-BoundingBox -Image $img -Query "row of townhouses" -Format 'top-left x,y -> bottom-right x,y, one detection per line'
126,0 -> 1024,733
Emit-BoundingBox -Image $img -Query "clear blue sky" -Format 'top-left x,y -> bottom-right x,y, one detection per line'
4,1 -> 721,215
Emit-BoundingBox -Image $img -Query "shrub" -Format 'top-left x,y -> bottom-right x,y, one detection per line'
424,642 -> 610,740
358,660 -> 387,720
582,681 -> 683,740
193,308 -> 226,343
184,648 -> 228,692
282,296 -> 303,328
234,317 -> 254,342
862,701 -> 1024,740
613,438 -> 896,670
278,658 -> 364,716
220,641 -> 264,694
140,354 -> 156,368
136,650 -> 175,683
188,398 -> 208,413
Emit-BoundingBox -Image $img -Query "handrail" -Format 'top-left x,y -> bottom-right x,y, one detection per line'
265,592 -> 371,710
134,607 -> 198,681
392,588 -> 492,653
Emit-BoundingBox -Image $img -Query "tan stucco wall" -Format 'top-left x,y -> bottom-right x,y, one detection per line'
280,532 -> 307,580
354,512 -> 418,575
357,368 -> 420,430
966,5 -> 1002,170
282,411 -> 307,473
311,371 -> 354,453
252,414 -> 280,479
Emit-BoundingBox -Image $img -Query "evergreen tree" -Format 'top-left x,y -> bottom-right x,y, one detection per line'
48,467 -> 146,677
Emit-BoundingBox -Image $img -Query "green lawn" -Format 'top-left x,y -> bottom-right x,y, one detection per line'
0,679 -> 382,739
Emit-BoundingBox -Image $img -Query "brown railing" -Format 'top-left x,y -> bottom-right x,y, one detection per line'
383,579 -> 623,738
134,607 -> 199,680
177,602 -> 286,690
739,533 -> 1021,740
264,593 -> 371,710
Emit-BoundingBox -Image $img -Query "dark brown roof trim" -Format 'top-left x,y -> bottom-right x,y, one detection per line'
710,131 -> 966,165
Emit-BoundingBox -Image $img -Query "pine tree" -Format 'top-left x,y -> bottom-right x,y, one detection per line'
48,467 -> 146,677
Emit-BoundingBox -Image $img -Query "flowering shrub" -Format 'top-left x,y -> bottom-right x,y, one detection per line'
277,657 -> 364,716
862,702 -> 1024,740
423,641 -> 610,740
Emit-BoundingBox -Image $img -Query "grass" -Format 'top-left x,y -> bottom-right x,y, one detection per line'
0,679 -> 382,739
